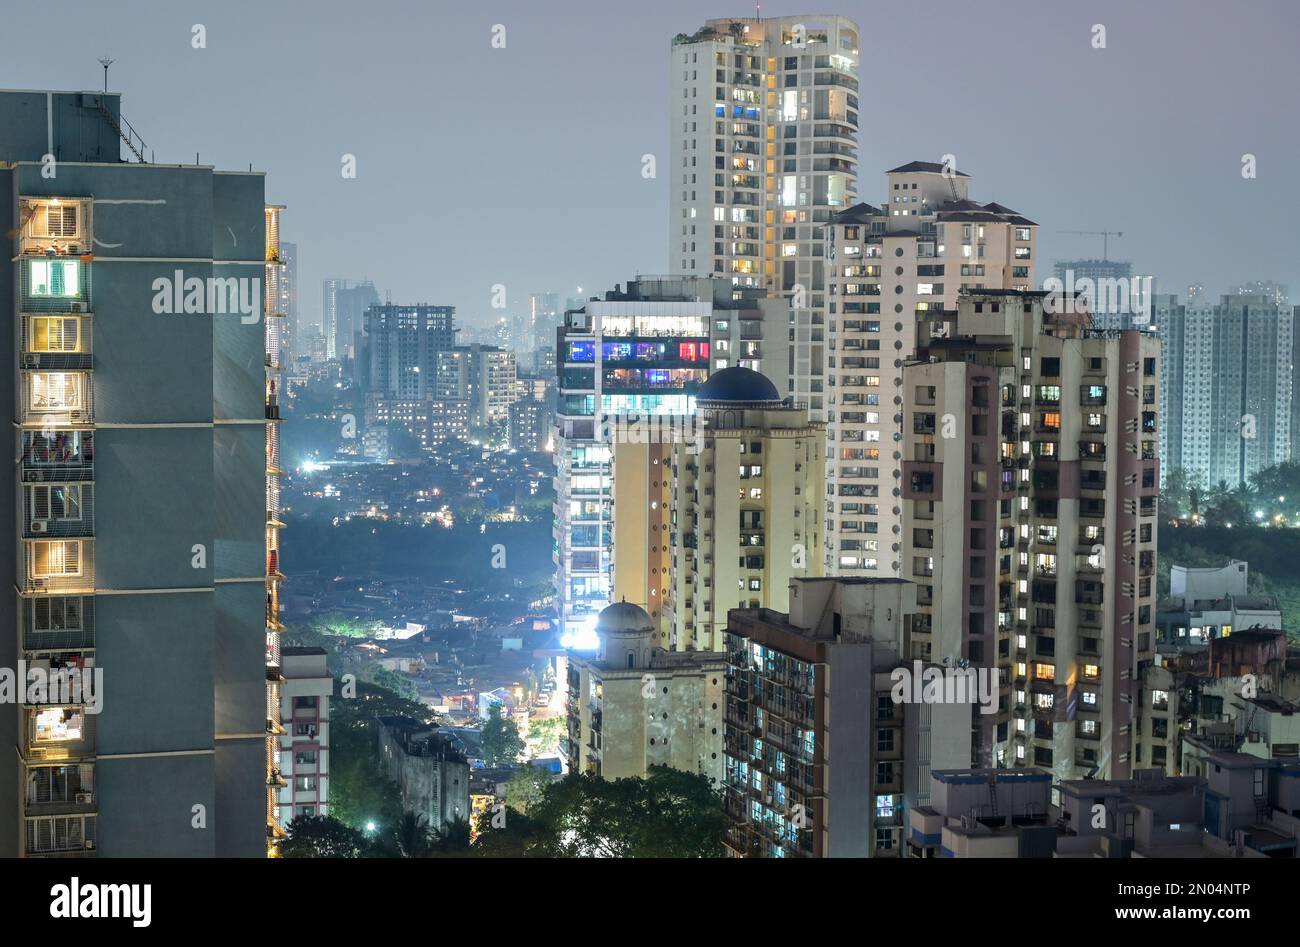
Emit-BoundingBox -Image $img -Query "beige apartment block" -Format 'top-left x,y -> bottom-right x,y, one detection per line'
665,367 -> 825,653
901,290 -> 1160,781
824,162 -> 1037,578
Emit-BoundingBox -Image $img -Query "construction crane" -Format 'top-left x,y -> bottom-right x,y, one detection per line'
1063,229 -> 1124,261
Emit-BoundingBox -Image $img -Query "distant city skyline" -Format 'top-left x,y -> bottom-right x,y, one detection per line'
1,0 -> 1295,325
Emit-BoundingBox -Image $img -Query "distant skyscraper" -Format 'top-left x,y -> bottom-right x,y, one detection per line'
360,303 -> 456,449
671,15 -> 861,416
1051,258 -> 1155,330
824,163 -> 1037,579
529,292 -> 563,353
321,279 -> 379,360
278,241 -> 298,358
1156,291 -> 1293,488
1,89 -> 272,856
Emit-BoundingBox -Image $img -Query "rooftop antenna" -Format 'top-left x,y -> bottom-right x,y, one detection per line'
98,57 -> 114,93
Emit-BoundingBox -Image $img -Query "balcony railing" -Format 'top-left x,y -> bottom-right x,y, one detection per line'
25,813 -> 96,856
22,596 -> 95,653
22,482 -> 94,539
21,430 -> 94,483
25,762 -> 95,812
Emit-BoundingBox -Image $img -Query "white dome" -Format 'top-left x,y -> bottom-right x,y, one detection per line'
596,600 -> 654,637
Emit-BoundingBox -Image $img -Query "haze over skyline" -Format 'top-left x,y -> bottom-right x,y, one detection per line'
4,0 -> 1296,330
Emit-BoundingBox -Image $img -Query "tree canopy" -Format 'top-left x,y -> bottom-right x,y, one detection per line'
473,767 -> 724,858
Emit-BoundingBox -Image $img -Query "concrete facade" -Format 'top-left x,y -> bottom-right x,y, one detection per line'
1,89 -> 271,856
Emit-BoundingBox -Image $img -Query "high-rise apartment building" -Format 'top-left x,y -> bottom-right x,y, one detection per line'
824,163 -> 1037,578
1156,291 -> 1293,488
359,303 -> 456,450
901,290 -> 1161,781
554,276 -> 788,646
723,576 -> 939,858
670,15 -> 860,415
436,344 -> 518,429
360,303 -> 455,399
663,367 -> 825,652
1,89 -> 273,856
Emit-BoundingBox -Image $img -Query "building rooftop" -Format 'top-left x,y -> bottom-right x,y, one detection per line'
887,160 -> 970,176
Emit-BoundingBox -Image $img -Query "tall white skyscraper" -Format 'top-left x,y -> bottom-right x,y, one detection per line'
670,15 -> 860,417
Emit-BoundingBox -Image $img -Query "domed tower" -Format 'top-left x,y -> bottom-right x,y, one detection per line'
595,600 -> 655,669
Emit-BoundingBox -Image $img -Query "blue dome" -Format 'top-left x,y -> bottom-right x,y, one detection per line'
697,367 -> 782,405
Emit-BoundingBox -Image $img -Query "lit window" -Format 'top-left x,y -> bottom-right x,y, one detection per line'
28,260 -> 81,298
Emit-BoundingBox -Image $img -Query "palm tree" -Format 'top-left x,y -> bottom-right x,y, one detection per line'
433,814 -> 472,855
393,811 -> 434,858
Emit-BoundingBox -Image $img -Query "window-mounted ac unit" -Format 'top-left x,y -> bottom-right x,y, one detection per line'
22,354 -> 40,369
75,792 -> 93,804
30,520 -> 49,533
70,302 -> 84,313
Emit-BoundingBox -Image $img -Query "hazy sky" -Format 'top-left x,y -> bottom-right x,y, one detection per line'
4,0 -> 1297,329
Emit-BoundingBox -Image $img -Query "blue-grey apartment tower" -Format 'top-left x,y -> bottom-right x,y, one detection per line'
0,89 -> 277,856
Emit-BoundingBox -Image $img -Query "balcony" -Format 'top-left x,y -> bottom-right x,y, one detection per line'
22,483 -> 94,540
19,198 -> 92,257
25,763 -> 96,815
21,539 -> 95,595
21,370 -> 94,427
24,707 -> 96,762
22,595 -> 95,653
21,314 -> 93,371
25,814 -> 97,856
20,257 -> 91,314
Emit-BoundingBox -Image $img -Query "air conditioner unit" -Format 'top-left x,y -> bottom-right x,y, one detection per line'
30,520 -> 49,534
84,840 -> 95,850
22,354 -> 40,369
75,792 -> 93,805
70,302 -> 84,313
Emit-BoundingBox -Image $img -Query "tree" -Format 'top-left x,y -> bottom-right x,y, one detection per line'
279,815 -> 366,858
503,765 -> 555,814
433,815 -> 473,855
480,703 -> 524,767
527,716 -> 566,756
388,811 -> 435,858
473,767 -> 724,858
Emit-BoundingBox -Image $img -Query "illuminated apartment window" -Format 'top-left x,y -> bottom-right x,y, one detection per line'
33,540 -> 82,578
34,707 -> 86,743
1035,663 -> 1055,680
28,260 -> 82,297
30,373 -> 84,412
29,317 -> 82,352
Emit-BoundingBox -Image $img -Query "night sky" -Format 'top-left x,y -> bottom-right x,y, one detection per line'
4,0 -> 1296,330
